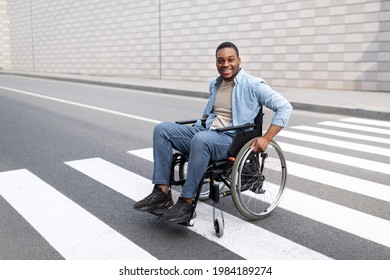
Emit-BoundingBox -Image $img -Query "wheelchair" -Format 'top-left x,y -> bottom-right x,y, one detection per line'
169,107 -> 287,237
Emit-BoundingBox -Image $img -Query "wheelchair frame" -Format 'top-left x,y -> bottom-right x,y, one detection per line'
169,107 -> 287,237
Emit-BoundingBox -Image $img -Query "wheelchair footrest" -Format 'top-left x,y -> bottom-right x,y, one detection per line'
178,220 -> 194,227
178,206 -> 197,227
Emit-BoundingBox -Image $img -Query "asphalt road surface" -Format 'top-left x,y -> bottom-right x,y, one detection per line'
0,75 -> 389,260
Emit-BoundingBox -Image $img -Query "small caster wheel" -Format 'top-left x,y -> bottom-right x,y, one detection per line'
214,218 -> 224,238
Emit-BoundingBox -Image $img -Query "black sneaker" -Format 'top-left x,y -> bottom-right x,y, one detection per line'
161,197 -> 193,223
134,186 -> 173,213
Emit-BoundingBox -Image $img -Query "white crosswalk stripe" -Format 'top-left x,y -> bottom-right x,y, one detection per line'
0,169 -> 156,260
291,126 -> 390,145
341,117 -> 390,128
287,162 -> 390,203
128,148 -> 390,202
280,143 -> 390,175
319,121 -> 390,135
278,130 -> 390,156
127,148 -> 390,248
127,117 -> 390,251
1,116 -> 389,259
65,157 -> 329,260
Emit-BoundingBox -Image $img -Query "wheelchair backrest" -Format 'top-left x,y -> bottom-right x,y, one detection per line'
254,106 -> 264,135
228,106 -> 263,157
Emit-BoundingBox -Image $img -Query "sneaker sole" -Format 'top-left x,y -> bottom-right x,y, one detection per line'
134,200 -> 173,213
149,208 -> 169,216
149,203 -> 173,216
161,213 -> 192,224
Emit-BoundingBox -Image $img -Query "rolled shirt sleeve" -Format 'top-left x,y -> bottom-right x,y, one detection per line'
257,82 -> 293,127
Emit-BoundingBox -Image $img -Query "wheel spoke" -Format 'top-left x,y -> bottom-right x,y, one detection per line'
231,139 -> 287,220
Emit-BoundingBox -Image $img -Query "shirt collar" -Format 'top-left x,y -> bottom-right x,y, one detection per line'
216,68 -> 245,85
234,68 -> 245,84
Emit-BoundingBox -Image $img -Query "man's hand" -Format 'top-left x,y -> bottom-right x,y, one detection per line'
250,124 -> 283,153
250,137 -> 270,153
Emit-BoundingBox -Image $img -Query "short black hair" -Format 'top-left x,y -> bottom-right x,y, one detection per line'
215,41 -> 239,58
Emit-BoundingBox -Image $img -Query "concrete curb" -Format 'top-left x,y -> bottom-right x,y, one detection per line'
290,102 -> 390,121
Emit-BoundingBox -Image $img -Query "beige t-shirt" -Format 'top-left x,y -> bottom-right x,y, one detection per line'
210,80 -> 234,129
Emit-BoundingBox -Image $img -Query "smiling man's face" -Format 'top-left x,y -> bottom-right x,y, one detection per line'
216,47 -> 241,82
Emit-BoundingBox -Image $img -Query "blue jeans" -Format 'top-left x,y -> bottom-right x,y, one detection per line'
152,122 -> 233,199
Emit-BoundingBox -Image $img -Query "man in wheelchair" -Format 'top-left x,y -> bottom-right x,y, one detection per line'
134,41 -> 292,224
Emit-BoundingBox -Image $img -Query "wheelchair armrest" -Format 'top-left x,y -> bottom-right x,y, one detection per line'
215,123 -> 255,132
175,118 -> 207,126
175,119 -> 198,125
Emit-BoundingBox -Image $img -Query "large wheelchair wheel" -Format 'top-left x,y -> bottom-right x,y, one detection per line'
230,138 -> 287,220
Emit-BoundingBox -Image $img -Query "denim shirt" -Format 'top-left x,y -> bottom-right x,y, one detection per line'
198,68 -> 293,133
